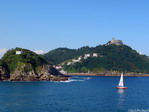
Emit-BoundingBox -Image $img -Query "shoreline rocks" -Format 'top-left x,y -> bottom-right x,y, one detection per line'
64,72 -> 149,77
0,64 -> 69,82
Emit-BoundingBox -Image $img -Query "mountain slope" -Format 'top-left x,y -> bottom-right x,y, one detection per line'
44,44 -> 149,74
64,45 -> 149,74
43,46 -> 92,65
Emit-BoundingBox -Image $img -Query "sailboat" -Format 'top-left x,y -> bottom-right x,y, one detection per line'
116,73 -> 127,89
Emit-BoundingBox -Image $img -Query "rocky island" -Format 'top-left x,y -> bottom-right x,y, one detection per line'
0,48 -> 69,81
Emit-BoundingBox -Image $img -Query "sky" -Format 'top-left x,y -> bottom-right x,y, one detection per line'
0,0 -> 149,58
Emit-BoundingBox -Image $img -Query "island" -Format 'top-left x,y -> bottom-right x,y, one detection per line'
0,48 -> 69,81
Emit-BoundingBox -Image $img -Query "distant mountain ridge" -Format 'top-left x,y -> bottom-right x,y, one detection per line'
43,46 -> 92,65
43,39 -> 149,74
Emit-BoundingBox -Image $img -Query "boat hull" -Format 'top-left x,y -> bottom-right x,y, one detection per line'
116,86 -> 127,89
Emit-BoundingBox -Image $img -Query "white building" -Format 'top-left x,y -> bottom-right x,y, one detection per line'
93,53 -> 98,57
78,56 -> 82,60
16,50 -> 23,55
55,66 -> 62,69
72,56 -> 82,63
67,62 -> 72,65
84,54 -> 91,59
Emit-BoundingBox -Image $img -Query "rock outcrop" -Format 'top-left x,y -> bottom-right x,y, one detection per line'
0,66 -> 10,80
9,64 -> 68,81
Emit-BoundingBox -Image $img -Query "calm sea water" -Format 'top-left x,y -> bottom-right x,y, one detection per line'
0,76 -> 149,112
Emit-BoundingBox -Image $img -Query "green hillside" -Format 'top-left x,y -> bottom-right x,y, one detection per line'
43,44 -> 149,74
1,47 -> 48,73
43,46 -> 92,65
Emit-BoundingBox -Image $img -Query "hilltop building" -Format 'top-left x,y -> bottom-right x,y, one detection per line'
108,38 -> 123,45
16,50 -> 23,55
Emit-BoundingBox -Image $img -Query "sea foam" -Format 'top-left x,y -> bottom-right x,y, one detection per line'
59,77 -> 92,83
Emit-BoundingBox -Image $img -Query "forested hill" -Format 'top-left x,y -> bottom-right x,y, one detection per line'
0,47 -> 68,81
43,44 -> 149,74
1,47 -> 49,73
43,46 -> 92,65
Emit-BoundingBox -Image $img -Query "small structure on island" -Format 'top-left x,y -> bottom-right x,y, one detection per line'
108,38 -> 123,45
16,50 -> 23,55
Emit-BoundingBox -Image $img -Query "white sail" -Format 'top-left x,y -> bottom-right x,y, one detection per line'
118,73 -> 124,87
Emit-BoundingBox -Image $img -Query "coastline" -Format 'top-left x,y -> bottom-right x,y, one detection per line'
64,73 -> 149,77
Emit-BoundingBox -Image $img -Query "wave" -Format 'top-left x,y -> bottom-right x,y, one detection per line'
59,77 -> 92,83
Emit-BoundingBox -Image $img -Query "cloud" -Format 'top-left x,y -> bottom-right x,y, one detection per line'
0,48 -> 7,58
34,50 -> 45,54
0,48 -> 7,54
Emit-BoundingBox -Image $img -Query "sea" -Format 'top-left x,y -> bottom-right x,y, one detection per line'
0,76 -> 149,112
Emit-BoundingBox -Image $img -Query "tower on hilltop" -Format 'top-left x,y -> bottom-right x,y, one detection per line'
108,38 -> 123,45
